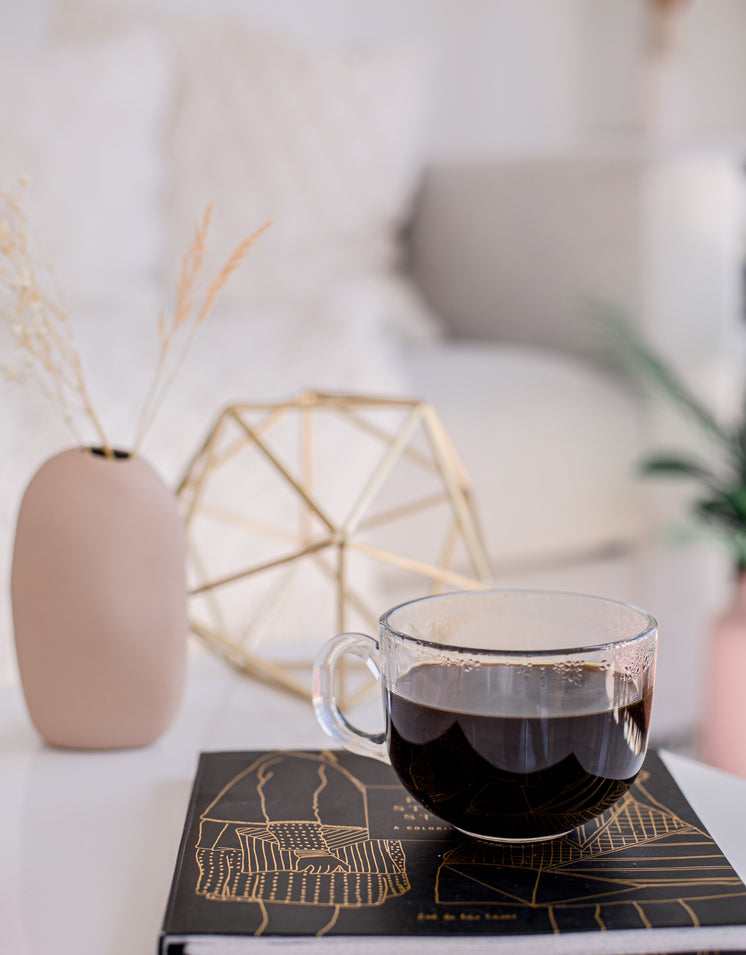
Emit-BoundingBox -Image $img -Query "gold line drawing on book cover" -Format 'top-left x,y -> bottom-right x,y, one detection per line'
435,769 -> 746,931
193,753 -> 746,938
194,751 -> 409,937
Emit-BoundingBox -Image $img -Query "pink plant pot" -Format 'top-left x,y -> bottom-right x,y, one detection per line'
699,574 -> 746,778
11,447 -> 188,749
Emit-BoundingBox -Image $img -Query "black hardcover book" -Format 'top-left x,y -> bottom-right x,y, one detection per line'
159,749 -> 746,954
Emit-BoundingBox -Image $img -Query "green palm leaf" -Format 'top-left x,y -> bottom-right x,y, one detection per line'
597,308 -> 733,448
640,455 -> 715,480
594,305 -> 746,568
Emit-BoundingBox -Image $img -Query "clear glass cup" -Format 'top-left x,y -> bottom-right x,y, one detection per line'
313,589 -> 657,843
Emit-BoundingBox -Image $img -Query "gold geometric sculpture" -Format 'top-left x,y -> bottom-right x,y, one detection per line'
177,391 -> 492,701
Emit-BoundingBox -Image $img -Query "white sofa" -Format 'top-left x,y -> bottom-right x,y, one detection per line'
406,154 -> 746,747
1,0 -> 745,749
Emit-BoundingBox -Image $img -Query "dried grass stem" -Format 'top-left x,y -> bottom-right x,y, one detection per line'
0,185 -> 114,457
132,214 -> 270,455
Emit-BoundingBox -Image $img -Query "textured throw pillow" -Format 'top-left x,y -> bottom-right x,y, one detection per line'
50,0 -> 441,343
165,19 -> 428,305
0,31 -> 169,312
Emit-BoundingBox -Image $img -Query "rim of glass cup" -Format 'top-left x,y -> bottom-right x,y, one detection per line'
379,588 -> 658,657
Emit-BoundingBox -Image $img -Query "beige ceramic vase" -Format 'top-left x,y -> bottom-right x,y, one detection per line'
11,447 -> 188,749
699,570 -> 746,778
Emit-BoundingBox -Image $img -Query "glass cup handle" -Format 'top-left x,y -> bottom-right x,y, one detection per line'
312,632 -> 388,763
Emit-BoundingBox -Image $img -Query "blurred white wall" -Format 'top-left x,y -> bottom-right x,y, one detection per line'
6,0 -> 746,159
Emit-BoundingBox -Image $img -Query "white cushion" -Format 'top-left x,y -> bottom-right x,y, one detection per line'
167,20 -> 428,302
405,342 -> 648,569
51,1 -> 441,344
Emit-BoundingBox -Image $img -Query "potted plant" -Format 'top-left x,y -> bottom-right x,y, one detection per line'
605,315 -> 746,777
1,181 -> 269,748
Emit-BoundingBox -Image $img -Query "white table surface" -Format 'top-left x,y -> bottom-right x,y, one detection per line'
2,647 -> 745,955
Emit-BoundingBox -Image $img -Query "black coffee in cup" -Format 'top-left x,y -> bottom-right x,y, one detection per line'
386,661 -> 650,841
314,589 -> 657,843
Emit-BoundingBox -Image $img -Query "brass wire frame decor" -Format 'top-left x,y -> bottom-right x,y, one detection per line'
177,392 -> 492,701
